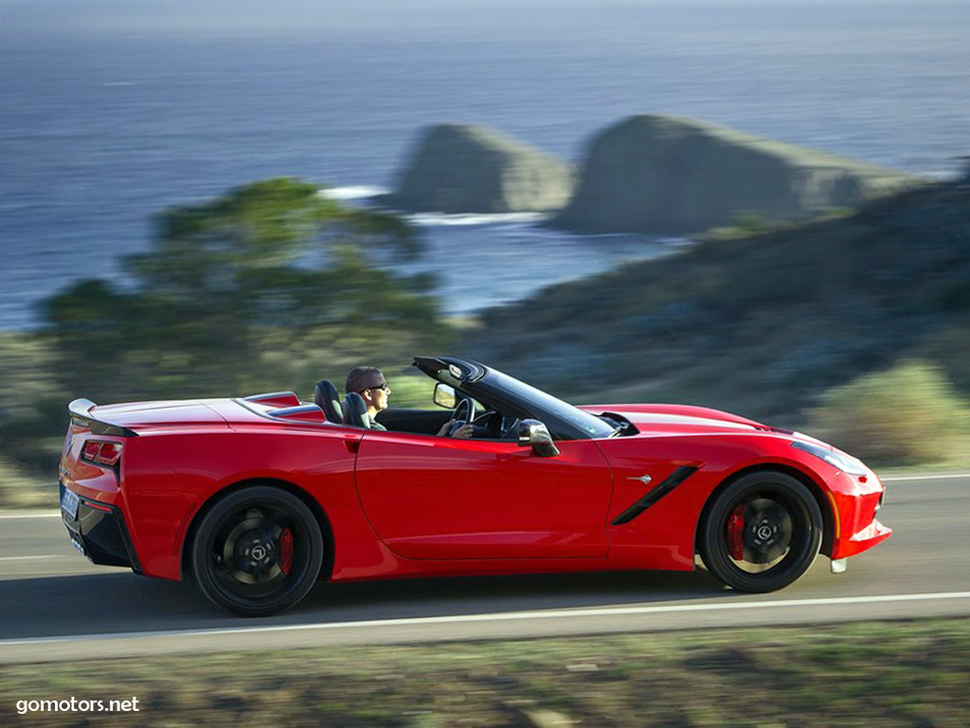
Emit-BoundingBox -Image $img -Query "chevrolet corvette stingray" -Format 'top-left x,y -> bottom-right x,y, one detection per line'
58,356 -> 890,616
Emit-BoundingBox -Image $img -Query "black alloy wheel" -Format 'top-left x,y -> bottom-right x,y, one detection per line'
699,471 -> 822,593
191,486 -> 324,616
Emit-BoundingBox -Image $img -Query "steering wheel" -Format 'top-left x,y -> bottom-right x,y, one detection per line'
449,397 -> 474,435
470,410 -> 504,439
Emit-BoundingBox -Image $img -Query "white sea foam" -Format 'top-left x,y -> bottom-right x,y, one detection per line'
318,186 -> 388,201
407,212 -> 549,227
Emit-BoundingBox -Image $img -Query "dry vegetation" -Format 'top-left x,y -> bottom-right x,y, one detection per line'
470,180 -> 970,447
807,359 -> 970,466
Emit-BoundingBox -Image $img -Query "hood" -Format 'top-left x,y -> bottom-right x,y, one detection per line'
580,403 -> 775,438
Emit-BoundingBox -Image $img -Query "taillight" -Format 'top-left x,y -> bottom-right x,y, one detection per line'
82,441 -> 101,461
80,440 -> 123,466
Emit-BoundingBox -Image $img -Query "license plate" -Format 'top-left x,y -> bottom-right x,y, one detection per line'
61,487 -> 80,520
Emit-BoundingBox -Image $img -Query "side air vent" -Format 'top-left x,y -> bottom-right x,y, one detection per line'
611,465 -> 699,526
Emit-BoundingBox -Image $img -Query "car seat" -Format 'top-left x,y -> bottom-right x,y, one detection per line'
342,392 -> 373,429
313,380 -> 344,424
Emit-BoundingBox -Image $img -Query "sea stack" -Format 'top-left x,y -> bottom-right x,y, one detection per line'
549,114 -> 918,235
387,124 -> 575,214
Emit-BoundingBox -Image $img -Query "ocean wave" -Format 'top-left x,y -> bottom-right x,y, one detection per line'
406,211 -> 550,227
318,185 -> 388,201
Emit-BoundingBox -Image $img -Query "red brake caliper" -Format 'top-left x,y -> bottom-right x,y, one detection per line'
279,528 -> 294,575
727,505 -> 745,560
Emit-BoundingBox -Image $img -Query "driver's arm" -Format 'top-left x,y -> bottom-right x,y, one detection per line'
436,420 -> 475,438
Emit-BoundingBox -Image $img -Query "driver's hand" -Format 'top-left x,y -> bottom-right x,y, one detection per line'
436,420 -> 475,438
451,424 -> 474,439
436,419 -> 456,437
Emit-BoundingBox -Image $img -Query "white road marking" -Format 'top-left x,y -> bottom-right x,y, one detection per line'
0,513 -> 61,519
0,555 -> 61,562
2,591 -> 969,647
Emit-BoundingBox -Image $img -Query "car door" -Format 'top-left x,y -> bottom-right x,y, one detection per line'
353,430 -> 614,560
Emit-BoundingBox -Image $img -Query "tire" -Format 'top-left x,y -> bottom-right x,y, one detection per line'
699,471 -> 822,593
190,486 -> 324,616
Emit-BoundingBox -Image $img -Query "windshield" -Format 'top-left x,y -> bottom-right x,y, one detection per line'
478,369 -> 616,440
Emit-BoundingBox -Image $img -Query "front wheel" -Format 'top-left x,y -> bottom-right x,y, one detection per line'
190,486 -> 324,616
699,471 -> 822,593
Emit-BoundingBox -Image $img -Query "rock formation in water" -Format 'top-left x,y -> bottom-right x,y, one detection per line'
549,114 -> 919,235
386,124 -> 575,214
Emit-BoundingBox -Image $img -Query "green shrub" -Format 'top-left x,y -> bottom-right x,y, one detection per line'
41,178 -> 442,403
734,211 -> 770,233
807,359 -> 970,466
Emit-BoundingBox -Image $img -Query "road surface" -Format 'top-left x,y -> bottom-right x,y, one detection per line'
0,473 -> 967,663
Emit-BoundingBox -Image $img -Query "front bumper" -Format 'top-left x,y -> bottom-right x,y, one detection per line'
838,516 -> 892,559
827,473 -> 891,560
59,482 -> 142,572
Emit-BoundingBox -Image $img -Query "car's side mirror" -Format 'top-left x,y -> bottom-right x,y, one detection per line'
433,382 -> 456,409
517,419 -> 560,457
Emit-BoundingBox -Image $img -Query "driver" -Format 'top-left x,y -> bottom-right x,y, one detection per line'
345,366 -> 474,438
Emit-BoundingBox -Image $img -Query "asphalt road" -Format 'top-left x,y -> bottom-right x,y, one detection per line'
0,473 -> 967,663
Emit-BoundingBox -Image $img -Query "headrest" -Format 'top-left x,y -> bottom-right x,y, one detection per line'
342,392 -> 372,429
314,380 -> 343,424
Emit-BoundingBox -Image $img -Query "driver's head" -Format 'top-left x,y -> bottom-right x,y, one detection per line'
346,366 -> 391,413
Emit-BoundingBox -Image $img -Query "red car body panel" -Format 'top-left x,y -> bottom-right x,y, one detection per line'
58,384 -> 890,588
587,404 -> 890,566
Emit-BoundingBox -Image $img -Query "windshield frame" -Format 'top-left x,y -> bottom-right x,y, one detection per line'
413,357 -> 616,441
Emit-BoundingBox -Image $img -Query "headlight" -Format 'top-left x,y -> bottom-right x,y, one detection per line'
791,440 -> 868,476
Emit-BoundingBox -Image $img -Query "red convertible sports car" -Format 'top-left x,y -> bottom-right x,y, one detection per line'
58,356 -> 890,616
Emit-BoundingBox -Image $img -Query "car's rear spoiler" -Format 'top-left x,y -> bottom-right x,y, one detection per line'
68,398 -> 139,437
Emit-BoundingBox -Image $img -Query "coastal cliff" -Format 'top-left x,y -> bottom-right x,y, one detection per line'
549,114 -> 918,235
384,124 -> 575,214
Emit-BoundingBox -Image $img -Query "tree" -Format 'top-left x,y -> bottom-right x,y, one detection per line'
42,178 -> 444,401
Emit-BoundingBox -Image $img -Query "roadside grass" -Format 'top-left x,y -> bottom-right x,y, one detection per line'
0,456 -> 56,509
2,618 -> 969,727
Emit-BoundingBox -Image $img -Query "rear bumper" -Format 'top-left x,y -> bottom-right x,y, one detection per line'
59,483 -> 142,572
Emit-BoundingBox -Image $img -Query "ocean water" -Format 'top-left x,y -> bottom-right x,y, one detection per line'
1,3 -> 968,329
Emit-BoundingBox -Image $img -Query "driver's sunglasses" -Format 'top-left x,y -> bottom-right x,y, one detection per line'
367,382 -> 390,393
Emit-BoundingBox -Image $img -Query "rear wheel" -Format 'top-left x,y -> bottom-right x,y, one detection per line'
700,471 -> 822,593
191,486 -> 324,616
